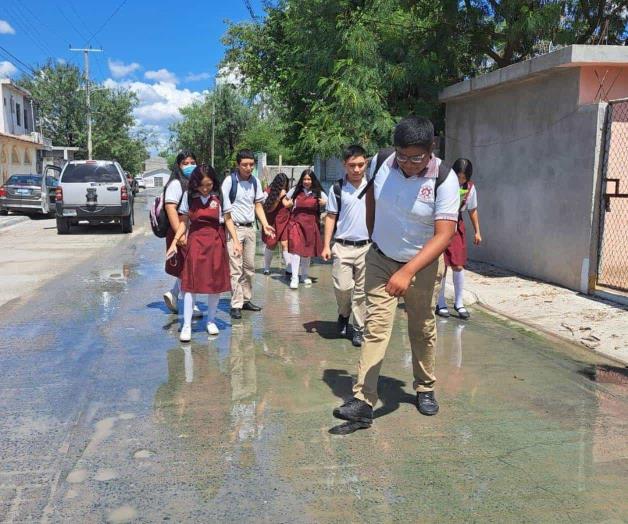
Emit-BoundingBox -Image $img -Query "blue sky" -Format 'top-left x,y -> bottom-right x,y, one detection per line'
0,0 -> 265,146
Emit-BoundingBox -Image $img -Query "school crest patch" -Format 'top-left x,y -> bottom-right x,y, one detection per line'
210,200 -> 218,209
418,184 -> 433,202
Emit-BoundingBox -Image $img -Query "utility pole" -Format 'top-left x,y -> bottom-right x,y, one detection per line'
70,46 -> 103,160
211,99 -> 215,168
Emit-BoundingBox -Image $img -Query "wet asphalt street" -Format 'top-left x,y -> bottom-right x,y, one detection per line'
1,197 -> 627,523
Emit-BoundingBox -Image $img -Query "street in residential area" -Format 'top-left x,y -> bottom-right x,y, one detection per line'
0,195 -> 626,522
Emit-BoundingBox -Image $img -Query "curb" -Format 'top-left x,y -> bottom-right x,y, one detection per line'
0,215 -> 29,231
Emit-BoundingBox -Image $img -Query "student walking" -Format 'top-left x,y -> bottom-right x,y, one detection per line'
221,150 -> 275,319
436,158 -> 482,320
262,173 -> 292,275
332,116 -> 460,432
167,166 -> 242,342
163,151 -> 201,317
322,145 -> 371,347
285,169 -> 327,289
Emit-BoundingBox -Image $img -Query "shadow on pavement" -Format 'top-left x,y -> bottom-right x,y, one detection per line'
322,369 -> 416,435
303,320 -> 345,340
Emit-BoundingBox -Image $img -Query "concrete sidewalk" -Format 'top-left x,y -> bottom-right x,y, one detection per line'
442,260 -> 628,365
0,214 -> 29,230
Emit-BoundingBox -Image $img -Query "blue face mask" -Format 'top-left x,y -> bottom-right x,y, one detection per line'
181,164 -> 196,177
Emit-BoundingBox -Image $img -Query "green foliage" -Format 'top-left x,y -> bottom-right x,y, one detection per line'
222,0 -> 627,158
19,60 -> 151,174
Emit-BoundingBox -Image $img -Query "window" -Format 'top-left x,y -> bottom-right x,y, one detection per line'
24,108 -> 29,130
11,146 -> 20,164
61,163 -> 122,183
16,102 -> 21,126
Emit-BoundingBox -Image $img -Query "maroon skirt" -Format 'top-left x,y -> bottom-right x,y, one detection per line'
181,223 -> 231,294
288,210 -> 322,258
265,206 -> 290,249
444,216 -> 467,267
165,221 -> 187,277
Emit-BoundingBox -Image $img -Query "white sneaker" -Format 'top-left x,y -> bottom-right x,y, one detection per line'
179,325 -> 192,342
163,291 -> 178,314
193,305 -> 203,317
300,277 -> 312,285
207,322 -> 219,336
290,277 -> 299,290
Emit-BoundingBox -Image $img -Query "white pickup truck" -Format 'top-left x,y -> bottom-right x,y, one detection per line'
55,160 -> 134,234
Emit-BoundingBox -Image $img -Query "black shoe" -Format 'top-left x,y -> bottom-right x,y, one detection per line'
352,330 -> 364,347
333,398 -> 373,424
263,269 -> 271,276
337,315 -> 349,336
230,308 -> 242,319
284,270 -> 292,277
242,301 -> 262,311
454,306 -> 470,320
435,306 -> 450,318
416,391 -> 439,416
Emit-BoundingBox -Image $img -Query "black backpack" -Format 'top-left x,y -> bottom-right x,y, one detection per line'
229,172 -> 258,203
358,147 -> 450,200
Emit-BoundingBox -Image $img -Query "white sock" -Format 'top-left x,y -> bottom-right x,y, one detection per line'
437,274 -> 447,309
206,294 -> 219,323
300,257 -> 310,279
263,247 -> 273,271
183,292 -> 195,328
453,270 -> 465,309
282,250 -> 291,268
171,278 -> 180,298
290,254 -> 300,279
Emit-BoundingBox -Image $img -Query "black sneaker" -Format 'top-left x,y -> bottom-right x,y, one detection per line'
242,301 -> 262,311
332,398 -> 373,425
352,329 -> 364,347
416,391 -> 439,416
263,269 -> 271,276
230,308 -> 242,320
337,315 -> 349,336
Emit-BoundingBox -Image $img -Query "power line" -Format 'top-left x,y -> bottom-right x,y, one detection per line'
0,45 -> 37,77
86,0 -> 129,45
2,4 -> 55,59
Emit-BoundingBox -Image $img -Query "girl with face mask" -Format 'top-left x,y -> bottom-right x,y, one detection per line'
162,151 -> 201,315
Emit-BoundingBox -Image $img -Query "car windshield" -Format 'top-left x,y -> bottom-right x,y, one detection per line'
61,163 -> 122,183
6,175 -> 42,186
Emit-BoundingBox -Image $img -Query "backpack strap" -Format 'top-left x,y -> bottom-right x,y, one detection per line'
332,178 -> 344,215
434,162 -> 450,199
229,172 -> 238,204
358,147 -> 395,199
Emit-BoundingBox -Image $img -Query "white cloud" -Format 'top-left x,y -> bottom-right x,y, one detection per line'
185,72 -> 212,82
108,59 -> 141,78
57,58 -> 67,65
0,61 -> 18,77
0,20 -> 16,35
145,68 -> 178,84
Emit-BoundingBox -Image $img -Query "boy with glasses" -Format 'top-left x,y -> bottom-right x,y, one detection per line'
332,116 -> 459,432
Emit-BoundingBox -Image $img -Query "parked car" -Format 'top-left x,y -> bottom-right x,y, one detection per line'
135,174 -> 146,189
0,167 -> 61,216
55,160 -> 134,234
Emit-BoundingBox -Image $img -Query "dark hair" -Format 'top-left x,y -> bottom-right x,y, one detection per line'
263,172 -> 289,213
293,168 -> 323,203
393,116 -> 434,149
452,158 -> 473,181
343,144 -> 367,162
236,149 -> 255,164
165,150 -> 196,193
186,165 -> 222,210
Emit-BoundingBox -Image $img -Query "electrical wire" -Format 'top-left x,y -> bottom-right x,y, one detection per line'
86,0 -> 129,45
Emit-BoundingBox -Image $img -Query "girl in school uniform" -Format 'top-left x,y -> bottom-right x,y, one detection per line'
163,151 -> 198,315
167,166 -> 242,342
262,173 -> 292,275
436,158 -> 482,320
285,169 -> 327,289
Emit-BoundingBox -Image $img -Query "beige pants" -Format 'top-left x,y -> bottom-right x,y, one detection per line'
228,225 -> 257,309
353,246 -> 444,407
332,242 -> 370,331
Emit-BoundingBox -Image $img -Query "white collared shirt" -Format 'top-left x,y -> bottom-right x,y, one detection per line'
326,177 -> 369,241
221,173 -> 265,224
371,152 -> 460,262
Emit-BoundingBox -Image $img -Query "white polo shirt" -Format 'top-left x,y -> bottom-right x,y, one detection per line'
286,187 -> 328,206
326,177 -> 369,241
371,152 -> 460,262
178,191 -> 232,222
461,185 -> 478,212
221,173 -> 265,224
164,179 -> 183,206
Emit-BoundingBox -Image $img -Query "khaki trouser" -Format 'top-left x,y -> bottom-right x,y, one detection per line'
353,246 -> 444,407
228,225 -> 257,309
332,242 -> 370,331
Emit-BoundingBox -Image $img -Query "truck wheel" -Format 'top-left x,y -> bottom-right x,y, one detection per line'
0,209 -> 8,216
121,213 -> 133,234
56,217 -> 71,234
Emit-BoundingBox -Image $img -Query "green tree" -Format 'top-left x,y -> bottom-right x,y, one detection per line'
19,60 -> 150,173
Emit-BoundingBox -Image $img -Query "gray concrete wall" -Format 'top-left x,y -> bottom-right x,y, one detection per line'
445,67 -> 606,292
